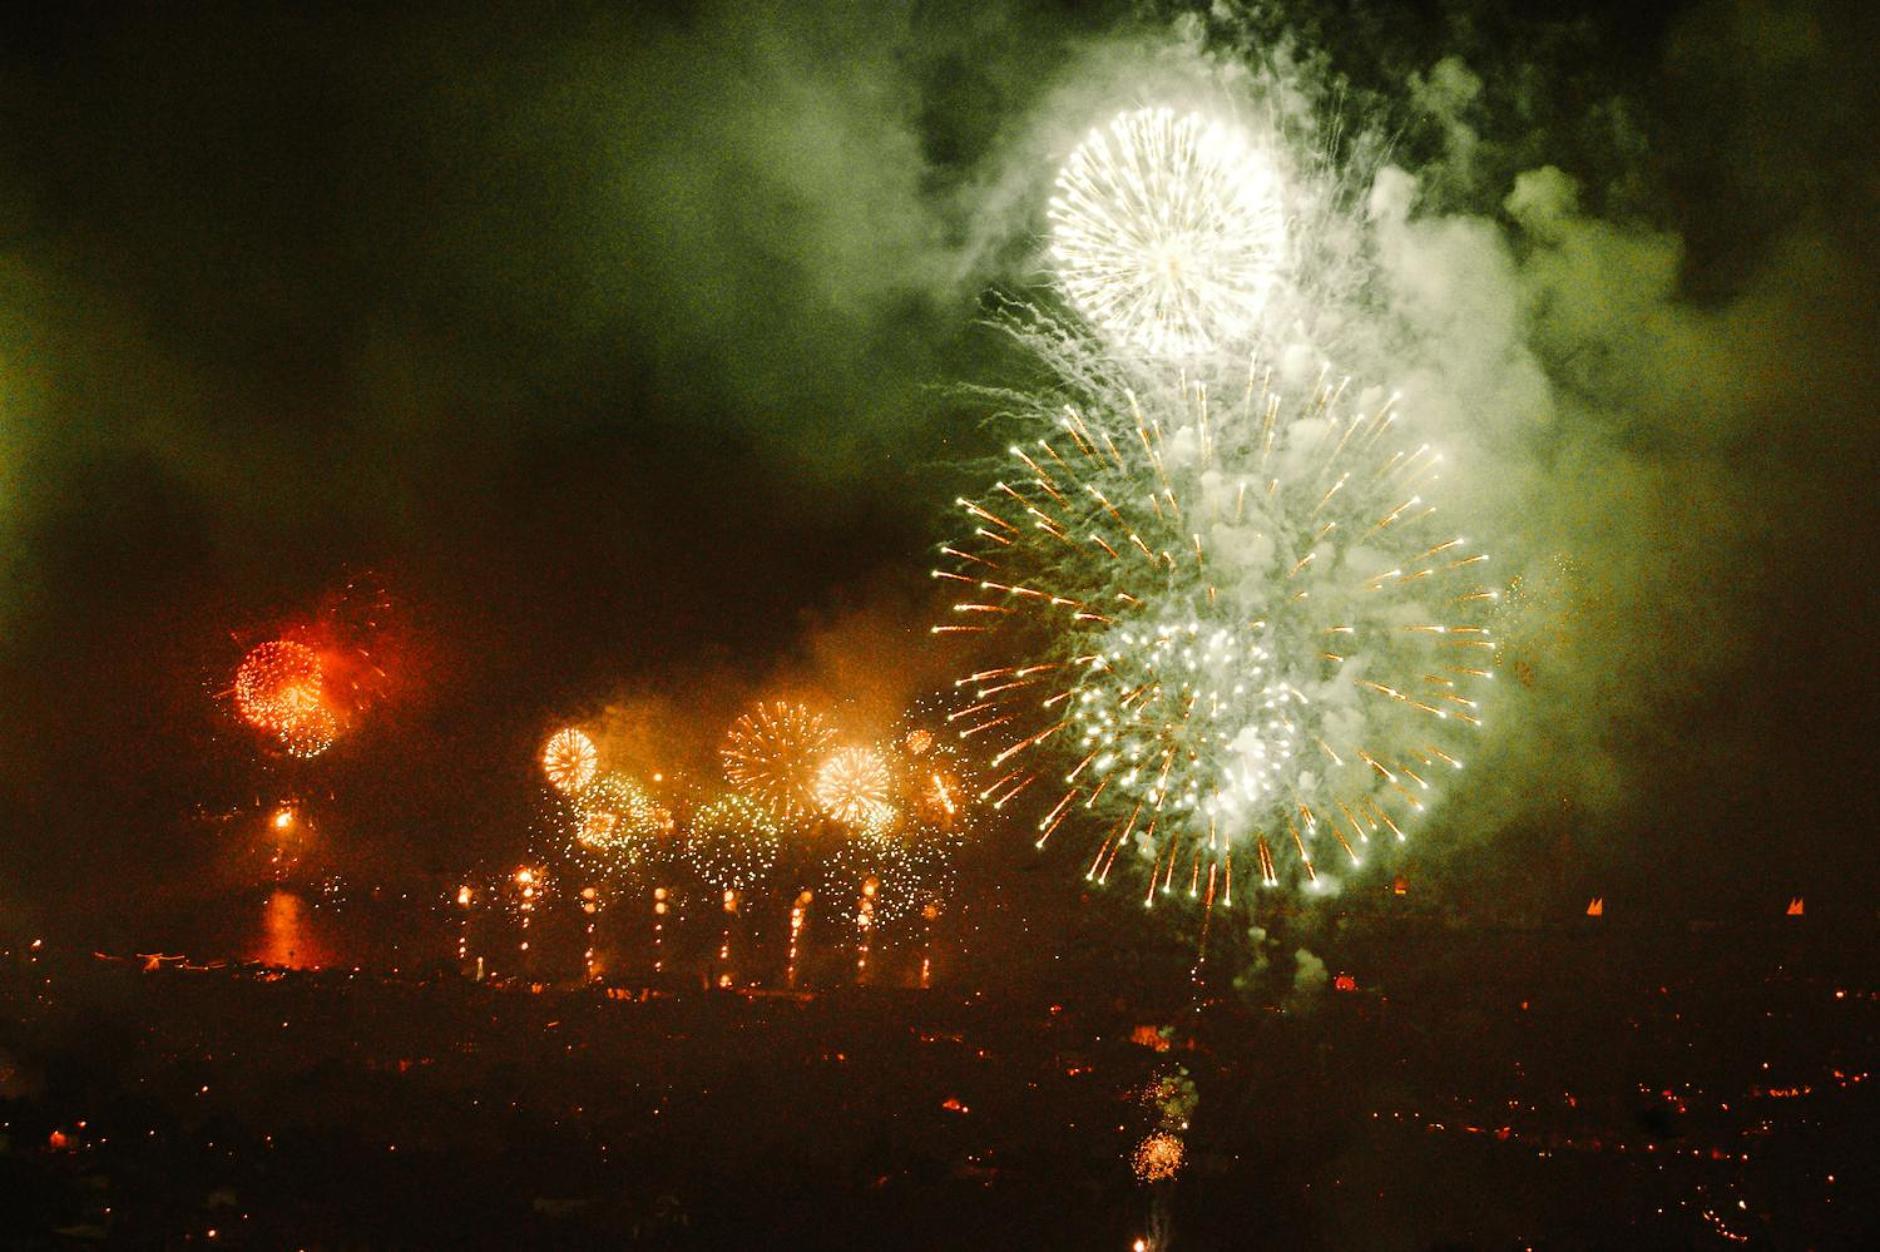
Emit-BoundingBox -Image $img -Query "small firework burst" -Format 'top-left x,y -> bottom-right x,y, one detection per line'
540,727 -> 600,794
721,701 -> 836,821
1132,1131 -> 1186,1183
567,772 -> 666,874
890,700 -> 982,838
233,639 -> 339,758
818,815 -> 958,930
813,746 -> 893,827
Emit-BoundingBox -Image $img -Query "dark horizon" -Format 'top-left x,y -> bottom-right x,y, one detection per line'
0,2 -> 1873,937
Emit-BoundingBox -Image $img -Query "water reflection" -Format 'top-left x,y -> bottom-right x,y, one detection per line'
250,890 -> 334,969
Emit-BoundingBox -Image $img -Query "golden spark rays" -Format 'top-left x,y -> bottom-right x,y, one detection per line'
722,701 -> 836,822
540,726 -> 599,794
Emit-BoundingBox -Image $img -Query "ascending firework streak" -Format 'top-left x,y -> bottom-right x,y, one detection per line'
1050,106 -> 1287,360
934,360 -> 1495,902
722,701 -> 836,821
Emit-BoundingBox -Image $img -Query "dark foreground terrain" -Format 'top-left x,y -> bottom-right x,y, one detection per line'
1,907 -> 1872,1249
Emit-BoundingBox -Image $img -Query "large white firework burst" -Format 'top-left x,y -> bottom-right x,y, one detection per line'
935,350 -> 1495,900
1049,106 -> 1287,360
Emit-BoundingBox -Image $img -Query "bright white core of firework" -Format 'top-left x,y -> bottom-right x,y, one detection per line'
1049,107 -> 1286,358
1072,620 -> 1305,824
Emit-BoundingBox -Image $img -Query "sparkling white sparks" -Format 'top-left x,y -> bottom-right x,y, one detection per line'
1049,106 -> 1287,359
935,361 -> 1495,899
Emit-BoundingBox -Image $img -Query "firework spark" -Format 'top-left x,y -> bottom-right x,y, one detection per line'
721,701 -> 836,821
1050,106 -> 1287,359
817,818 -> 955,930
891,700 -> 983,837
540,727 -> 600,794
935,354 -> 1494,897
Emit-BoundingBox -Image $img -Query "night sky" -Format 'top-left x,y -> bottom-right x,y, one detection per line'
0,0 -> 1872,928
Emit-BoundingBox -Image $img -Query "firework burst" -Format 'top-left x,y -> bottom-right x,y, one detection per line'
1132,1131 -> 1186,1183
817,816 -> 956,930
540,727 -> 600,795
721,701 -> 836,821
935,354 -> 1494,899
813,746 -> 893,827
567,772 -> 668,874
1049,106 -> 1287,360
890,700 -> 982,837
233,639 -> 339,757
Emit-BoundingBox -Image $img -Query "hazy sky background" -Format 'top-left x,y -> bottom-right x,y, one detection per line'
0,0 -> 1870,925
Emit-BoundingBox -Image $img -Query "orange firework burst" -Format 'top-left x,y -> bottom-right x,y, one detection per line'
233,640 -> 338,758
721,701 -> 835,821
1132,1132 -> 1185,1183
814,746 -> 893,827
540,727 -> 599,794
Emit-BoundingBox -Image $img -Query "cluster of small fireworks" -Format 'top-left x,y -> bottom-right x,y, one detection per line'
531,727 -> 675,876
817,824 -> 956,930
1130,1062 -> 1195,1185
568,771 -> 672,873
935,104 -> 1497,906
519,702 -> 980,932
686,793 -> 782,894
718,698 -> 979,930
